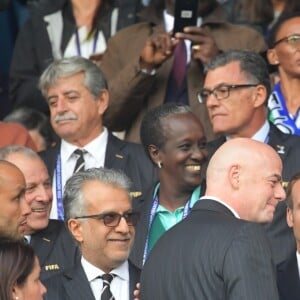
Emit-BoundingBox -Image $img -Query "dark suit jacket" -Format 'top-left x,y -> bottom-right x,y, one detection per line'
39,133 -> 157,204
206,124 -> 298,265
140,199 -> 279,300
31,220 -> 80,281
130,183 -> 205,268
44,259 -> 140,300
277,252 -> 300,300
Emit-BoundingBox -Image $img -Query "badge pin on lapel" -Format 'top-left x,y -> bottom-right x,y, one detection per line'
276,145 -> 285,155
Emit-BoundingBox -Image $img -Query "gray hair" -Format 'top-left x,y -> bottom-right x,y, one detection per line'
63,167 -> 132,221
39,56 -> 108,100
0,145 -> 39,160
204,50 -> 271,97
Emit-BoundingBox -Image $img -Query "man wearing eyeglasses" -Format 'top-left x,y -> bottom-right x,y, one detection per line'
198,49 -> 300,266
43,167 -> 140,300
267,12 -> 300,136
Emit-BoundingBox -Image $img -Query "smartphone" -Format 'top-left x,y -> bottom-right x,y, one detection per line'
173,0 -> 198,35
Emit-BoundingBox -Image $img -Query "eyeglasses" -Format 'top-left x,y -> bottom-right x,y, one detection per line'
74,211 -> 140,227
273,34 -> 300,48
197,83 -> 258,103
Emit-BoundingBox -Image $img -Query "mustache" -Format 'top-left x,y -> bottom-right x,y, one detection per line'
54,113 -> 78,123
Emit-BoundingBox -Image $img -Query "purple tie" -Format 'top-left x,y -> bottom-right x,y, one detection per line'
171,40 -> 187,89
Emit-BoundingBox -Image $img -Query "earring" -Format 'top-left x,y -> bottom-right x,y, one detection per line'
157,162 -> 162,168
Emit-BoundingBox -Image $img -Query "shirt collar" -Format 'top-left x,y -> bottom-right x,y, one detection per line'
251,120 -> 270,142
61,127 -> 108,161
81,256 -> 129,282
200,195 -> 240,218
226,120 -> 270,143
153,183 -> 201,213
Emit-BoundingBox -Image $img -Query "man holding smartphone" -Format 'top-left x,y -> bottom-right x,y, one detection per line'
100,0 -> 267,144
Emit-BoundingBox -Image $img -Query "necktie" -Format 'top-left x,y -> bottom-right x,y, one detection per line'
171,40 -> 187,89
101,273 -> 115,300
73,149 -> 86,173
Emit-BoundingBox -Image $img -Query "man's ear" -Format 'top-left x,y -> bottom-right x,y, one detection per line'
228,164 -> 240,189
68,219 -> 83,243
267,48 -> 280,66
252,84 -> 267,108
286,207 -> 294,228
96,89 -> 109,115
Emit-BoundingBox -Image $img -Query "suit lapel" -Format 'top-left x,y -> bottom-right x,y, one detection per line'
104,133 -> 127,170
31,221 -> 57,267
278,253 -> 300,299
63,263 -> 95,300
128,260 -> 141,300
268,124 -> 290,163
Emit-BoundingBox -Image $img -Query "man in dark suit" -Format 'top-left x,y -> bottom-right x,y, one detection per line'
0,145 -> 79,280
277,172 -> 300,300
141,138 -> 285,300
38,56 -> 156,220
199,49 -> 300,265
44,168 -> 141,300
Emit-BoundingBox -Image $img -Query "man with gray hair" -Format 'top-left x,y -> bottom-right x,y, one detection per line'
198,49 -> 300,265
38,56 -> 156,220
0,145 -> 79,280
44,167 -> 141,300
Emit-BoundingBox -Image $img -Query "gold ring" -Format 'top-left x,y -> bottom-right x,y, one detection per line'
192,44 -> 201,51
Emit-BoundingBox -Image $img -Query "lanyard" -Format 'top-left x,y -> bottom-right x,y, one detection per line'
75,28 -> 100,57
55,153 -> 64,220
142,192 -> 192,266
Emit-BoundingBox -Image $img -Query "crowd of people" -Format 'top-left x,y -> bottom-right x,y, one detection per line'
1,0 -> 300,299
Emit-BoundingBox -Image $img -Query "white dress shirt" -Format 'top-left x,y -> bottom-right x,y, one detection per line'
296,251 -> 300,280
81,256 -> 130,300
50,128 -> 108,219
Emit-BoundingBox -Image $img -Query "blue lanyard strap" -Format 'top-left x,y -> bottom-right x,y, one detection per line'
75,28 -> 100,57
142,192 -> 192,266
55,152 -> 64,220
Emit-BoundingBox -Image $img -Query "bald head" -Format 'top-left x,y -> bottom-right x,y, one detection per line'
206,138 -> 286,223
0,160 -> 30,239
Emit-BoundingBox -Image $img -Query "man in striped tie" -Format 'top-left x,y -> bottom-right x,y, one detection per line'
43,168 -> 141,300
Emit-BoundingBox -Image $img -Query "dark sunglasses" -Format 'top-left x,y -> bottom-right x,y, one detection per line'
74,211 -> 140,227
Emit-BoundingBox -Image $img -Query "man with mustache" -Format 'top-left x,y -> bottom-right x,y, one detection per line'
0,160 -> 30,239
0,146 -> 79,280
43,168 -> 141,300
38,56 -> 157,220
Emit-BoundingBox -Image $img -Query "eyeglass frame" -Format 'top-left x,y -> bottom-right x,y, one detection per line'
74,211 -> 140,227
197,83 -> 259,103
273,34 -> 300,47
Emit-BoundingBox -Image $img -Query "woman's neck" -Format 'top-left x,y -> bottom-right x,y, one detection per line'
71,0 -> 101,29
158,182 -> 195,212
271,0 -> 286,13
